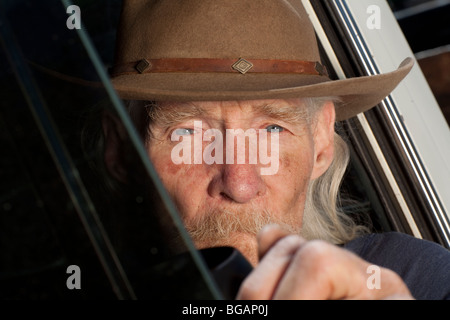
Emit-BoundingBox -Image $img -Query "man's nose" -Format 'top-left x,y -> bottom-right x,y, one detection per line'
208,163 -> 267,203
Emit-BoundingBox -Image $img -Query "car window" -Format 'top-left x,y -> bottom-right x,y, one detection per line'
0,0 -> 221,299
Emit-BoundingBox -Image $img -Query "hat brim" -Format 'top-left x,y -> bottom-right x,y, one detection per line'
111,57 -> 414,121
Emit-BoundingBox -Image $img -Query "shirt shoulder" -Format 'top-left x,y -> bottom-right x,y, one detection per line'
344,232 -> 450,300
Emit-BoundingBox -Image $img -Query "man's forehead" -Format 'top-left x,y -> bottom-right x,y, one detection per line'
154,98 -> 310,120
159,98 -> 304,109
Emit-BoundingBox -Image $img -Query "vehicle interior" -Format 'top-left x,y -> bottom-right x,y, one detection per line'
1,0 -> 449,299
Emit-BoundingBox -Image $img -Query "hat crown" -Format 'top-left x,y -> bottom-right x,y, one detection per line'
114,0 -> 320,66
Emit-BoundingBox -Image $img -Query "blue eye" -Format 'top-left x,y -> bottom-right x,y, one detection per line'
174,128 -> 195,136
265,125 -> 284,133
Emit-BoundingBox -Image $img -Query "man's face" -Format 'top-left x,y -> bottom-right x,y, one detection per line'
146,99 -> 333,265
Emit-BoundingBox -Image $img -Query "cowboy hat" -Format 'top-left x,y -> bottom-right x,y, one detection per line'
110,0 -> 414,121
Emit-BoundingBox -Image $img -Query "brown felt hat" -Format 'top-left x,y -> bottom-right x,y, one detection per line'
110,0 -> 414,121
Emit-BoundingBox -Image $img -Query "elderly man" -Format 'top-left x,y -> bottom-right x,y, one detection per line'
102,0 -> 450,299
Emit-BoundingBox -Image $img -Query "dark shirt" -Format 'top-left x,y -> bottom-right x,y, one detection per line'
344,232 -> 450,300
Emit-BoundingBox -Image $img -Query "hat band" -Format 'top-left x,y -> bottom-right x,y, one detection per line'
110,58 -> 328,77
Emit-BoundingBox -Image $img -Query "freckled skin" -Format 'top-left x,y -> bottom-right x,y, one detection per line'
164,159 -> 182,176
147,99 -> 317,265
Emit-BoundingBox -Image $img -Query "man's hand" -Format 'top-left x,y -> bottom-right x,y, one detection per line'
236,224 -> 414,300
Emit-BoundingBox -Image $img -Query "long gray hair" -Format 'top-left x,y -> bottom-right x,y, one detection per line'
302,129 -> 370,243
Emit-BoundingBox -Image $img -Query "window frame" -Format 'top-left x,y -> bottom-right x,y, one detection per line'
303,0 -> 450,247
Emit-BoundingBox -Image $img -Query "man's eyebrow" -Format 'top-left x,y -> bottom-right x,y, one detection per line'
256,102 -> 310,124
146,100 -> 312,127
146,102 -> 205,126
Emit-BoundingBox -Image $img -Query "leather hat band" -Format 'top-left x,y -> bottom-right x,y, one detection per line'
110,58 -> 328,77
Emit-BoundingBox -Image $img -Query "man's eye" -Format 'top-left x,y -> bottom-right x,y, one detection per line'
174,128 -> 195,136
265,125 -> 284,133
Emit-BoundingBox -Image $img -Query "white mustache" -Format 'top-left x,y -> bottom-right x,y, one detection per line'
184,206 -> 300,244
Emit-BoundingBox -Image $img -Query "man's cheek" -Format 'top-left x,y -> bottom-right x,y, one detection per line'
277,151 -> 313,197
161,158 -> 184,176
277,151 -> 290,168
158,162 -> 206,195
148,145 -> 184,176
282,146 -> 314,173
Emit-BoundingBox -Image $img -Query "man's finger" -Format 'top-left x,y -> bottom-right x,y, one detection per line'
257,224 -> 296,259
273,240 -> 365,299
236,234 -> 305,300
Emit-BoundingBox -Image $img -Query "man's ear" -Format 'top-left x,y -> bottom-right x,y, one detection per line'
310,101 -> 336,180
102,110 -> 128,183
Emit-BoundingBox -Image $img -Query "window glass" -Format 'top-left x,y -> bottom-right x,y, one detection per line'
0,0 -> 219,299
